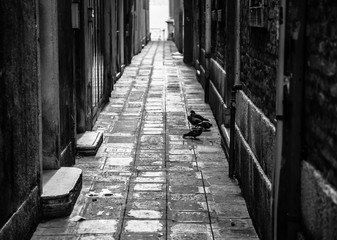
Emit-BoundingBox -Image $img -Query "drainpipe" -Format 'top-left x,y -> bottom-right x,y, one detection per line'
229,0 -> 242,178
272,0 -> 286,239
36,1 -> 43,192
234,0 -> 241,87
204,0 -> 211,103
119,0 -> 125,66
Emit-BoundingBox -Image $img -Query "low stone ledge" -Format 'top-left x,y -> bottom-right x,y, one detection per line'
42,167 -> 82,219
76,131 -> 103,156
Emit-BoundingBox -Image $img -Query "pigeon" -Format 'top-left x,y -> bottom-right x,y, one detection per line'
197,120 -> 212,129
188,115 -> 203,126
190,110 -> 209,122
188,111 -> 212,130
183,127 -> 203,139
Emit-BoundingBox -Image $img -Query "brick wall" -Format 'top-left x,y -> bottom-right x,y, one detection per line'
240,0 -> 279,122
304,0 -> 337,189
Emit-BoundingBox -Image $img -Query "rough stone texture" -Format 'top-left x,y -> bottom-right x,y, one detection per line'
240,0 -> 279,122
208,58 -> 230,127
236,91 -> 275,180
0,188 -> 40,240
304,0 -> 337,191
234,91 -> 274,240
235,125 -> 272,240
78,220 -> 118,234
209,81 -> 226,127
209,59 -> 227,101
0,0 -> 41,239
301,161 -> 337,240
299,1 -> 337,238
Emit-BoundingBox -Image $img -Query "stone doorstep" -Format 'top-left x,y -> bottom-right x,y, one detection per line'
42,167 -> 82,219
76,131 -> 103,155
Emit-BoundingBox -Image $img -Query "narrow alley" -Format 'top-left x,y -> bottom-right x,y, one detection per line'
2,1 -> 337,239
31,41 -> 258,240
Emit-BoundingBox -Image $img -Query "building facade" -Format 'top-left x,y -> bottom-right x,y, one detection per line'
0,1 -> 41,239
173,0 -> 337,239
0,0 -> 149,239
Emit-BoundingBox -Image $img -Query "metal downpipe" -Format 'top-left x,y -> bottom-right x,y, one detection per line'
272,0 -> 286,239
229,0 -> 242,178
204,0 -> 211,103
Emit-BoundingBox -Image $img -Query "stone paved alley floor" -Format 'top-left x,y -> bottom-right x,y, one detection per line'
32,41 -> 258,240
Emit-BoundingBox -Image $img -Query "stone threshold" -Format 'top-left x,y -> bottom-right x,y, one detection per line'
41,167 -> 82,219
76,131 -> 103,155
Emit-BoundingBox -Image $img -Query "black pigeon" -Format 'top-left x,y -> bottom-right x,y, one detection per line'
190,110 -> 209,122
188,111 -> 212,129
188,115 -> 203,126
197,120 -> 212,129
183,127 -> 203,139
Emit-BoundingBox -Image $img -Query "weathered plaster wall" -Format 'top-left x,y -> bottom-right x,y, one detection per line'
301,161 -> 337,240
208,59 -> 227,125
301,0 -> 337,238
39,0 -> 61,169
0,0 -> 41,239
304,0 -> 337,195
235,90 -> 274,240
40,0 -> 75,168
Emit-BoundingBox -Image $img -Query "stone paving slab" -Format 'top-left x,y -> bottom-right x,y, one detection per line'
31,41 -> 258,239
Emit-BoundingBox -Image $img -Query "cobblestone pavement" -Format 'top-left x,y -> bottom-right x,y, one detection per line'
32,41 -> 258,240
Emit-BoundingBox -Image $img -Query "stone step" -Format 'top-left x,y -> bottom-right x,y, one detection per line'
76,131 -> 103,155
42,167 -> 82,218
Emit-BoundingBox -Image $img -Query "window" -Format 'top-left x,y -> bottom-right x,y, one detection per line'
249,0 -> 265,28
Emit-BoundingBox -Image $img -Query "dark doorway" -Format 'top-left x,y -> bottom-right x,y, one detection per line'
88,0 -> 105,118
